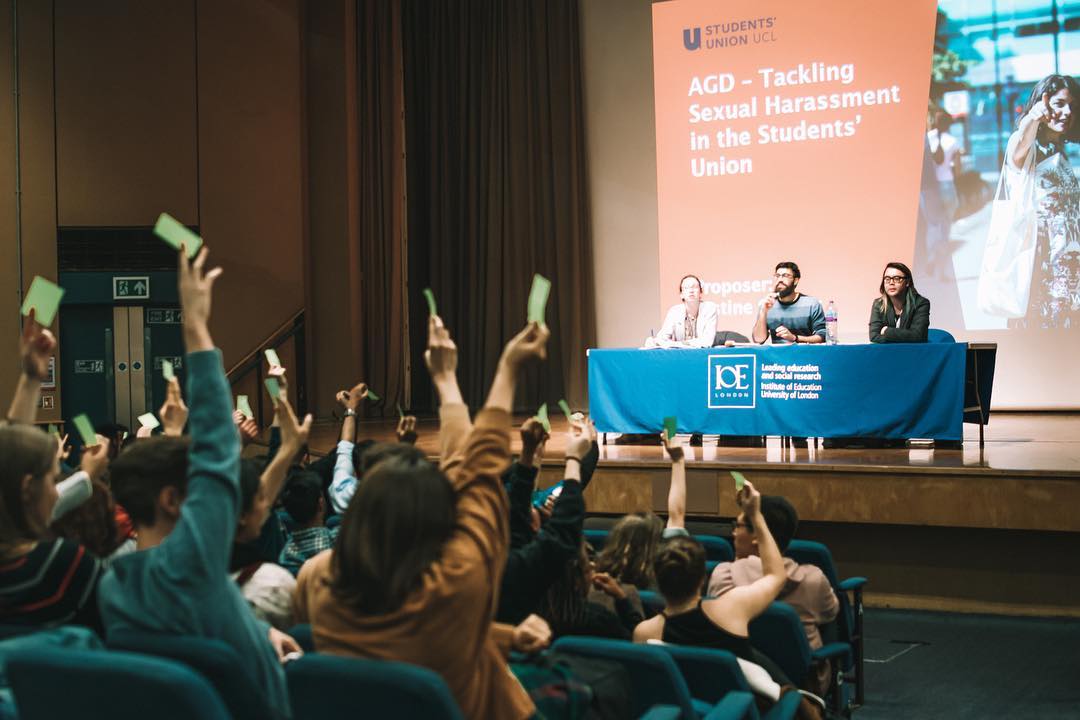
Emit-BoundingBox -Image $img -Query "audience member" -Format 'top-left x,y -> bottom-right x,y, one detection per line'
709,495 -> 839,696
294,315 -> 547,720
278,471 -> 336,576
633,482 -> 787,679
537,540 -> 644,640
99,246 -> 300,716
50,479 -> 124,560
0,316 -> 110,634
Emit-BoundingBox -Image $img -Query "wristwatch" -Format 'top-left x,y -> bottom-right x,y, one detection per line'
343,408 -> 357,418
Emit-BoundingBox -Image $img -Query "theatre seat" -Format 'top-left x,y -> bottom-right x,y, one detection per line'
286,653 -> 463,719
7,646 -> 231,720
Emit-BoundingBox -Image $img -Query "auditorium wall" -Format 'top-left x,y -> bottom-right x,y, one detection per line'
0,0 -> 307,413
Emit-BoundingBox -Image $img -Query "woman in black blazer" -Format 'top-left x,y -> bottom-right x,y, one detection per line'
868,262 -> 931,342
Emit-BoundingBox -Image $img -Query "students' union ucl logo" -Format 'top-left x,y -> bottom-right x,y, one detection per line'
708,354 -> 756,409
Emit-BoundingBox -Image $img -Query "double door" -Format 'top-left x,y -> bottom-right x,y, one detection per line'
60,305 -> 185,432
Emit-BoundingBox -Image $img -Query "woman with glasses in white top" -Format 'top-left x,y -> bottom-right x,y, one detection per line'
868,261 -> 931,343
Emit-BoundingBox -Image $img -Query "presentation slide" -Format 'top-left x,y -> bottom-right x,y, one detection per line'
652,0 -> 1080,408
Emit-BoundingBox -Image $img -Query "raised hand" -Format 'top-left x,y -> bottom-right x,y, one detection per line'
424,315 -> 458,380
661,431 -> 685,462
565,420 -> 593,461
336,382 -> 368,412
520,417 -> 550,466
233,410 -> 260,445
499,321 -> 550,369
277,395 -> 313,455
268,365 -> 289,395
396,415 -> 418,444
159,377 -> 189,437
80,436 -> 112,481
178,245 -> 222,352
20,312 -> 56,381
736,479 -> 761,519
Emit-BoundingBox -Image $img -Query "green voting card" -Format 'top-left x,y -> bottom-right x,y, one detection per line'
535,403 -> 551,433
558,399 -> 573,421
72,414 -> 98,447
264,348 -> 281,368
137,413 -> 161,430
423,288 -> 438,317
663,416 -> 677,440
154,212 -> 203,258
731,471 -> 747,492
264,378 -> 281,403
47,424 -> 60,439
162,359 -> 175,381
527,274 -> 551,326
20,276 -> 65,327
366,389 -> 380,402
236,395 -> 254,419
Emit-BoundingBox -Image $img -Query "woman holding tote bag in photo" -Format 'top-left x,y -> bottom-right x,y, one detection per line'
978,74 -> 1080,328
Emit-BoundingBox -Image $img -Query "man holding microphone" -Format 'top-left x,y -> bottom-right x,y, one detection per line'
752,262 -> 826,345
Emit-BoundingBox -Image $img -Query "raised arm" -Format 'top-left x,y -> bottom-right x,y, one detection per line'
706,481 -> 785,632
1012,94 -> 1052,169
662,432 -> 686,531
426,315 -> 472,472
506,418 -> 548,546
258,394 -> 313,509
328,382 -> 367,514
7,314 -> 56,424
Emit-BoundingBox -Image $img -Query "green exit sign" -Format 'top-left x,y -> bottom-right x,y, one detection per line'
113,276 -> 150,300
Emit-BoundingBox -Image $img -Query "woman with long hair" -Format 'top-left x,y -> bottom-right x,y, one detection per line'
293,317 -> 549,720
593,512 -> 664,589
868,261 -> 931,342
979,74 -> 1080,327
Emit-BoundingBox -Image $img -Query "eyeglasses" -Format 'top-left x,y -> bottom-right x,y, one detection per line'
774,272 -> 794,280
882,275 -> 907,284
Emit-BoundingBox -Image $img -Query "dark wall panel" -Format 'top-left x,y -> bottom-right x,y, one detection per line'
196,0 -> 306,367
54,0 -> 198,227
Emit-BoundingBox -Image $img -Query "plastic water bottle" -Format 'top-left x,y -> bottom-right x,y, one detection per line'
825,301 -> 838,345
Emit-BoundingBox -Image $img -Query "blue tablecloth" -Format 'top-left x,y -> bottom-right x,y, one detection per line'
587,344 -> 966,440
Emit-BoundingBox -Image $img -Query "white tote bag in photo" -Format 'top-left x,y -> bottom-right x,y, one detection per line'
977,145 -> 1038,318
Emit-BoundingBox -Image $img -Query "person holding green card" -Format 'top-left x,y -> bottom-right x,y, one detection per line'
99,244 -> 297,714
0,313 -> 111,633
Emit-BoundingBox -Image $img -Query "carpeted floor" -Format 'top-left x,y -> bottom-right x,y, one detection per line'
857,608 -> 1080,719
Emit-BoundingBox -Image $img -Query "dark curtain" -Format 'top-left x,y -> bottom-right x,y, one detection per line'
402,0 -> 596,412
356,0 -> 409,416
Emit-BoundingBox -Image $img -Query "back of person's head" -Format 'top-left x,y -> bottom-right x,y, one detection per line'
538,540 -> 591,636
0,424 -> 58,544
759,495 -> 798,552
331,454 -> 454,615
654,536 -> 706,605
110,436 -> 190,528
775,261 -> 801,279
51,479 -> 120,557
595,512 -> 664,588
281,471 -> 323,526
358,441 -> 426,476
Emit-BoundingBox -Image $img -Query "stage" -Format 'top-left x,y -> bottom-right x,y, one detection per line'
302,411 -> 1080,617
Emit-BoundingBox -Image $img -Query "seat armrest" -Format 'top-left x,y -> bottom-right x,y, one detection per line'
838,577 -> 867,592
703,692 -> 755,720
811,642 -> 852,666
639,705 -> 682,720
763,691 -> 804,720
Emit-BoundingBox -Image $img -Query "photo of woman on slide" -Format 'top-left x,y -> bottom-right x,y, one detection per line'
978,74 -> 1080,329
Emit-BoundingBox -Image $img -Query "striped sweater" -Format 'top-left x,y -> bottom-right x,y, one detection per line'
0,538 -> 103,634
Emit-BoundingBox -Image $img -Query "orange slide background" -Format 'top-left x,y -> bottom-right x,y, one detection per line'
652,0 -> 938,335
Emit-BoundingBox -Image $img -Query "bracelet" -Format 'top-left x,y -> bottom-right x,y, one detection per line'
793,335 -> 799,344
343,408 -> 357,418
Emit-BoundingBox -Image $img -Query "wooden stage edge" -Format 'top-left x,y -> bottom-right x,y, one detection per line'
304,411 -> 1080,616
309,410 -> 1080,534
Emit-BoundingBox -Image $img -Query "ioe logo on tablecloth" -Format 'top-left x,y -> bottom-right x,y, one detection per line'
708,354 -> 756,409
